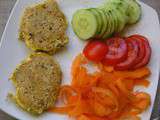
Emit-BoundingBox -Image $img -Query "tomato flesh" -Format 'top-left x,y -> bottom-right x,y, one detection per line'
115,38 -> 139,70
83,35 -> 151,70
102,38 -> 128,65
128,36 -> 146,65
130,35 -> 151,69
83,41 -> 108,62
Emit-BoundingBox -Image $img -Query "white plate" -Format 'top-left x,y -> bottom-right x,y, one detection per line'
0,0 -> 160,120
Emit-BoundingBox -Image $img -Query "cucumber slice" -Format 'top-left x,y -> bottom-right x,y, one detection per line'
114,8 -> 126,32
102,11 -> 114,39
99,0 -> 129,22
107,10 -> 115,36
71,9 -> 98,40
108,1 -> 128,22
100,4 -> 118,34
126,0 -> 141,24
95,9 -> 104,38
111,10 -> 118,33
88,8 -> 102,35
97,9 -> 108,38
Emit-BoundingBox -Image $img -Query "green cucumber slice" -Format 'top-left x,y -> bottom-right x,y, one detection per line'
108,10 -> 116,35
109,2 -> 128,22
102,11 -> 114,39
101,4 -> 118,34
114,8 -> 126,32
111,10 -> 118,33
99,0 -> 129,22
88,8 -> 102,35
71,9 -> 98,40
95,9 -> 104,38
126,0 -> 141,24
97,9 -> 108,38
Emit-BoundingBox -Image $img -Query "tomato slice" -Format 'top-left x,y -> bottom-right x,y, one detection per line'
83,41 -> 108,62
129,35 -> 151,69
128,36 -> 145,65
102,37 -> 128,65
114,38 -> 139,70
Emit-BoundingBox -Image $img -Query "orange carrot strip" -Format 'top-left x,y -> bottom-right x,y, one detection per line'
120,79 -> 134,91
129,108 -> 142,115
78,115 -> 109,120
92,87 -> 119,111
119,114 -> 141,120
113,67 -> 151,79
48,106 -> 74,114
77,115 -> 90,120
134,79 -> 150,87
116,79 -> 130,96
59,85 -> 80,105
69,99 -> 93,116
97,63 -> 114,73
49,54 -> 151,120
71,54 -> 87,83
108,83 -> 119,97
132,92 -> 151,111
93,102 -> 112,117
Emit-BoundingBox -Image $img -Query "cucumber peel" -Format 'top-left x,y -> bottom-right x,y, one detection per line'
71,0 -> 142,40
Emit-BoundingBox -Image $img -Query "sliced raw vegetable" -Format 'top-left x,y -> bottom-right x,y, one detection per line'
71,0 -> 142,40
101,0 -> 141,24
72,9 -> 98,40
128,35 -> 146,65
99,1 -> 127,34
102,37 -> 128,65
132,92 -> 151,111
83,41 -> 108,62
108,0 -> 129,23
100,0 -> 128,22
115,38 -> 139,70
88,8 -> 102,36
126,0 -> 142,24
113,8 -> 126,32
98,9 -> 108,38
49,54 -> 151,120
129,35 -> 151,69
102,11 -> 114,39
99,4 -> 118,32
134,79 -> 150,87
113,67 -> 151,79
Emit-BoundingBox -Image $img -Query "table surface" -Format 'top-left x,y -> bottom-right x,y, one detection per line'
0,0 -> 160,120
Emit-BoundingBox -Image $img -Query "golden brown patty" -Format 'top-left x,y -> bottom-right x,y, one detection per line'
19,0 -> 68,54
10,53 -> 62,114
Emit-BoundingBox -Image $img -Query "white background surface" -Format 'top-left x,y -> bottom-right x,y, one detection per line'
0,0 -> 160,120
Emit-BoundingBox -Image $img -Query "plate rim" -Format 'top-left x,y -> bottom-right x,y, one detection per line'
0,0 -> 160,120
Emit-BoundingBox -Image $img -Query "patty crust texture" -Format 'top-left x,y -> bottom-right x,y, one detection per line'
19,0 -> 68,54
10,52 -> 62,114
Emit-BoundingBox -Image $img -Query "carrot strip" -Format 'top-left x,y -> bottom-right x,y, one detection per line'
77,115 -> 90,120
49,54 -> 151,120
119,114 -> 141,120
116,79 -> 130,97
78,114 -> 109,120
132,92 -> 151,111
134,79 -> 150,87
71,54 -> 87,85
113,67 -> 151,79
122,79 -> 134,91
48,106 -> 73,114
108,83 -> 119,97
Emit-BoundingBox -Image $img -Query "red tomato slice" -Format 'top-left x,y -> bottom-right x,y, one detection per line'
114,38 -> 139,70
128,36 -> 145,65
83,41 -> 108,62
102,37 -> 128,65
129,35 -> 151,69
